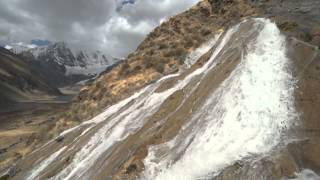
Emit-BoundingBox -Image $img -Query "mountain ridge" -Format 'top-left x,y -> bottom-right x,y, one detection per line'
1,0 -> 320,179
0,47 -> 61,104
5,41 -> 121,87
44,0 -> 320,178
54,0 -> 257,131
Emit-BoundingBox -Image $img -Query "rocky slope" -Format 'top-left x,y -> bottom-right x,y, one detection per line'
1,0 -> 320,179
63,0 -> 320,137
6,42 -> 120,87
55,0 -> 257,129
0,47 -> 61,105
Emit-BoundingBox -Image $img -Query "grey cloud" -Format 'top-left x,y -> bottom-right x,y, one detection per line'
0,0 -> 199,57
19,0 -> 115,27
16,0 -> 116,46
103,0 -> 199,56
120,0 -> 198,24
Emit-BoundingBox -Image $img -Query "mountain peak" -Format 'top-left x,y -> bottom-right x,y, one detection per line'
52,41 -> 67,48
16,41 -> 120,77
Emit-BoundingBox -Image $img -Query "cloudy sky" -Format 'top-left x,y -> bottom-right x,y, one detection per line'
0,0 -> 199,57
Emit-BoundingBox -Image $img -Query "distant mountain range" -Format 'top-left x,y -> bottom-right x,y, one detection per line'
0,47 -> 60,104
5,42 -> 122,87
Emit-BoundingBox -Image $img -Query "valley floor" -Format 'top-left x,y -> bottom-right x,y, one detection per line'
0,94 -> 74,175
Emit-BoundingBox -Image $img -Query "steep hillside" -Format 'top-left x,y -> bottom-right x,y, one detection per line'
62,0 -> 320,128
0,47 -> 60,104
53,0 -> 320,135
2,0 -> 320,179
56,0 -> 257,129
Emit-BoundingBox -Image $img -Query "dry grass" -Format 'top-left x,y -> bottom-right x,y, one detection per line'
51,0 -> 257,135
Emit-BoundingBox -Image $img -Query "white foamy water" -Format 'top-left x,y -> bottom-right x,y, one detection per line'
184,33 -> 221,68
27,146 -> 67,180
142,18 -> 296,180
290,169 -> 320,180
26,18 -> 297,180
26,28 -> 224,180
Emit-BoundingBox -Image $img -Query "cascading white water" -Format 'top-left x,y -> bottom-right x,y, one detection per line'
142,18 -> 296,180
27,147 -> 67,180
25,18 -> 297,180
26,33 -> 222,180
184,34 -> 221,68
290,169 -> 320,180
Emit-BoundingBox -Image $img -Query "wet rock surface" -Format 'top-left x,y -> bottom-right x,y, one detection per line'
2,0 -> 320,179
212,0 -> 320,179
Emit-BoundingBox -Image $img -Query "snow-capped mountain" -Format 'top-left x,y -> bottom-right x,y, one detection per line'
4,42 -> 38,54
6,42 -> 118,76
5,42 -> 121,87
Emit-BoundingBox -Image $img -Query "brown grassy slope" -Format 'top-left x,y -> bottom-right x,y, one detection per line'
0,48 -> 61,104
52,0 -> 257,135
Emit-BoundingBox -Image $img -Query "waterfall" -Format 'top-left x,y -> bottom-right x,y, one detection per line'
24,18 -> 297,180
142,18 -> 296,180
